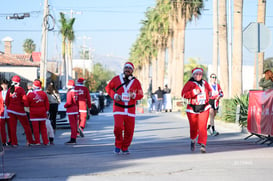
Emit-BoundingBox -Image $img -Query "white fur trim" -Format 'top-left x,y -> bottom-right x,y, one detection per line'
124,63 -> 134,70
192,69 -> 203,75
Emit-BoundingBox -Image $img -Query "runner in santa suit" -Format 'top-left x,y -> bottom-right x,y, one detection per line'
181,68 -> 212,153
75,78 -> 91,137
26,80 -> 49,145
64,80 -> 79,144
5,75 -> 34,147
105,62 -> 143,154
207,73 -> 224,136
0,79 -> 11,146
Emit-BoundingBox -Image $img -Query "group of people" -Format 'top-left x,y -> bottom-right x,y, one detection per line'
0,75 -> 92,147
149,85 -> 172,113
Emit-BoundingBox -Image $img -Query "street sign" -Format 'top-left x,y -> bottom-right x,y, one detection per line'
243,22 -> 271,53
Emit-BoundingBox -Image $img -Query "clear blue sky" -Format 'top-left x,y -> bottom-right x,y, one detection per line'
0,0 -> 273,67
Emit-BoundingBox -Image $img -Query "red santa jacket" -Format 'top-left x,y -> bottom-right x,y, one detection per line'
105,74 -> 143,117
181,79 -> 212,114
64,89 -> 79,115
75,85 -> 91,113
6,86 -> 28,116
26,89 -> 49,121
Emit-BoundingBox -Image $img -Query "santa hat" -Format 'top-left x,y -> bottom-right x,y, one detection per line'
192,67 -> 203,75
12,75 -> 21,83
124,62 -> 134,71
33,80 -> 41,89
77,77 -> 85,84
67,80 -> 75,89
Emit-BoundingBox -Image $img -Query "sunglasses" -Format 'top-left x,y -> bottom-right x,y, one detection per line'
211,76 -> 217,79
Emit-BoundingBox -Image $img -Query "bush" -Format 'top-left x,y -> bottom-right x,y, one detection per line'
221,94 -> 249,127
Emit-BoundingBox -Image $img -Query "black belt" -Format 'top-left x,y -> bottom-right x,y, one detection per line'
115,102 -> 135,108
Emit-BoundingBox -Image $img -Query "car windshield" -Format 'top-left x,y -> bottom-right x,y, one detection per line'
60,92 -> 67,102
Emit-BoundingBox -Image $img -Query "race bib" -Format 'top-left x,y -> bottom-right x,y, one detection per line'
197,92 -> 206,105
122,93 -> 130,102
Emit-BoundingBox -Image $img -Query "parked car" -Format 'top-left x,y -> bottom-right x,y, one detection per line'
56,89 -> 70,127
90,93 -> 100,110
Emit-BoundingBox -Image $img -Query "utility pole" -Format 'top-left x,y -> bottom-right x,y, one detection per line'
40,0 -> 49,90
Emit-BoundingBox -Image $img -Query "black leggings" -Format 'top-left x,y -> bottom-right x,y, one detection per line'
49,103 -> 58,130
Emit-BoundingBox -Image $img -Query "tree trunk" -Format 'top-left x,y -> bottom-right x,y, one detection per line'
174,17 -> 186,98
61,37 -> 66,88
171,21 -> 178,97
218,0 -> 230,98
212,0 -> 219,75
157,45 -> 166,88
167,32 -> 174,92
152,58 -> 158,92
231,0 -> 243,97
257,0 -> 266,88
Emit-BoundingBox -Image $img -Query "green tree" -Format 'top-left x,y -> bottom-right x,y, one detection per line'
23,39 -> 36,54
59,12 -> 75,87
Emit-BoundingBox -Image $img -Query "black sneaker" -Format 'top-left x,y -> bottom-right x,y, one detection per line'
200,144 -> 206,153
65,139 -> 76,145
190,141 -> 196,151
78,127 -> 84,137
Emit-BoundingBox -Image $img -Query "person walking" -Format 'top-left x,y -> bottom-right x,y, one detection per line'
105,62 -> 143,154
181,68 -> 212,153
207,73 -> 224,136
154,87 -> 164,112
75,78 -> 92,137
98,91 -> 105,113
0,79 -> 11,146
5,75 -> 34,147
64,80 -> 79,144
26,80 -> 49,145
46,81 -> 60,132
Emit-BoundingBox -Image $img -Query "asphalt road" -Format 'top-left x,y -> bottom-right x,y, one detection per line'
2,106 -> 273,181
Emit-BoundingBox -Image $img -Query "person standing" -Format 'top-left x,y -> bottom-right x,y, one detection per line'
163,84 -> 172,112
0,79 -> 11,146
207,73 -> 224,136
154,87 -> 164,112
98,91 -> 105,113
64,80 -> 79,144
46,81 -> 60,132
26,80 -> 49,145
181,68 -> 212,153
5,75 -> 34,147
75,78 -> 92,137
259,69 -> 273,91
105,62 -> 143,154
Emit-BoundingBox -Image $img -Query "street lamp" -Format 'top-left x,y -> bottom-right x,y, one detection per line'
6,13 -> 30,20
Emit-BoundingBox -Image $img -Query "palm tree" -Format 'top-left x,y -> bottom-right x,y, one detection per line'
212,0 -> 219,75
218,0 -> 229,98
231,0 -> 243,97
23,39 -> 36,54
59,12 -> 75,87
170,0 -> 204,98
66,18 -> 76,80
256,0 -> 266,88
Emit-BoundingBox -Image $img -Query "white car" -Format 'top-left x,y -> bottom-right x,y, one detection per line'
56,90 -> 70,127
90,93 -> 100,110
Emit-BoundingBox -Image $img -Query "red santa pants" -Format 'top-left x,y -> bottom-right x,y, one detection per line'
0,118 -> 11,144
32,120 -> 49,145
186,109 -> 210,145
114,114 -> 135,151
8,113 -> 34,145
68,114 -> 78,139
78,112 -> 87,129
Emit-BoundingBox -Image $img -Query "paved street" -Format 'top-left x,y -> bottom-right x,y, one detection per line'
2,106 -> 273,181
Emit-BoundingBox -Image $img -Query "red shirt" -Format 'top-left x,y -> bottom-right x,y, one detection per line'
75,85 -> 91,112
6,86 -> 28,116
26,89 -> 49,121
